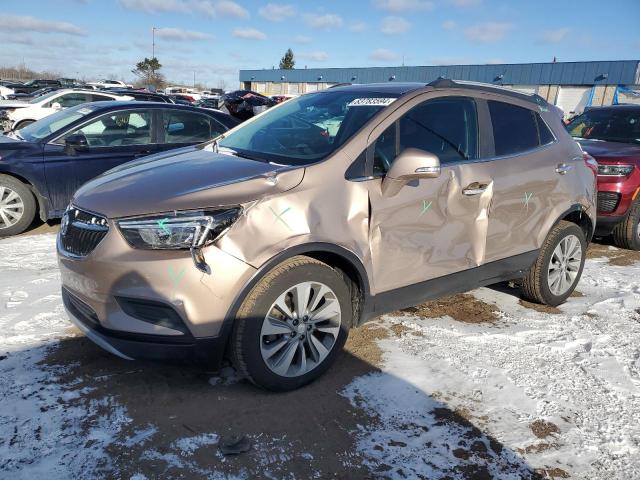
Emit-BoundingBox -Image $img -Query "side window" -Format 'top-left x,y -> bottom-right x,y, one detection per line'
63,110 -> 153,147
373,96 -> 478,174
90,94 -> 114,102
489,100 -> 549,156
163,111 -> 214,143
48,93 -> 88,108
536,115 -> 555,145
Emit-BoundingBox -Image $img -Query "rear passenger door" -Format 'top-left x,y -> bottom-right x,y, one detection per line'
157,109 -> 227,152
481,99 -> 562,263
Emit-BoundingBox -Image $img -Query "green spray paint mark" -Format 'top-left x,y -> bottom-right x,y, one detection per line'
420,200 -> 433,216
523,192 -> 533,212
167,265 -> 186,288
269,206 -> 292,231
157,218 -> 170,235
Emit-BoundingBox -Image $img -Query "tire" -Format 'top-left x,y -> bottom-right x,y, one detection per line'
612,200 -> 640,251
14,120 -> 35,130
0,174 -> 37,237
521,220 -> 587,307
230,255 -> 353,391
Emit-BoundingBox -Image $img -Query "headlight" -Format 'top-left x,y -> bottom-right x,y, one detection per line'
117,208 -> 242,250
597,164 -> 635,177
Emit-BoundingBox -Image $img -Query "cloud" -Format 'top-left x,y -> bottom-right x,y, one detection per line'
294,35 -> 312,44
232,27 -> 267,40
155,27 -> 211,41
448,0 -> 481,6
212,1 -> 248,18
442,20 -> 456,30
369,48 -> 399,62
304,13 -> 343,30
464,22 -> 513,43
0,14 -> 86,36
259,3 -> 296,21
119,0 -> 248,18
349,21 -> 367,32
381,16 -> 410,35
298,51 -> 329,62
118,0 -> 183,13
539,27 -> 571,44
372,0 -> 433,12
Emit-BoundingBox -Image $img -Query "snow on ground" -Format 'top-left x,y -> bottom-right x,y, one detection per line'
1,231 -> 639,479
343,256 -> 640,479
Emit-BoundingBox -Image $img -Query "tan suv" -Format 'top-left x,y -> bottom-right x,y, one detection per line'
58,80 -> 597,391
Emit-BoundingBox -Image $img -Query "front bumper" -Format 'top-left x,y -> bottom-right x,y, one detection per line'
63,287 -> 225,366
57,218 -> 257,364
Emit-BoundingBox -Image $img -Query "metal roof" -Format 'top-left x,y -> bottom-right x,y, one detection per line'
240,60 -> 640,86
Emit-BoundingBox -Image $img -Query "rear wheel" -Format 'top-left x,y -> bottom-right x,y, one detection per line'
230,256 -> 352,391
612,200 -> 640,251
0,174 -> 36,237
521,221 -> 586,306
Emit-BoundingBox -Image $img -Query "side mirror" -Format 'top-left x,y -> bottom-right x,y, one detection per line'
381,148 -> 441,197
64,133 -> 88,156
51,102 -> 62,111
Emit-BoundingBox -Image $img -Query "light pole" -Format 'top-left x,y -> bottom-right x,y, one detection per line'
152,27 -> 157,59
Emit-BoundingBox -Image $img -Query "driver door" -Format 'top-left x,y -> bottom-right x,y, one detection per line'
43,108 -> 157,213
367,95 -> 492,295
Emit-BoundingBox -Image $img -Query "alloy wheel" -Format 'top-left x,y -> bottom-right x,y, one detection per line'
547,234 -> 582,296
260,281 -> 341,378
0,186 -> 24,230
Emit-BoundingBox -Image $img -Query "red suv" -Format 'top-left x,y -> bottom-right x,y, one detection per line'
566,105 -> 640,250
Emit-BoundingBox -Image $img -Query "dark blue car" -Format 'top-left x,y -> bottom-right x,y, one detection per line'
0,101 -> 238,236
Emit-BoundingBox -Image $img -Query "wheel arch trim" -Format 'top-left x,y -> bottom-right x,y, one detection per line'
218,243 -> 371,348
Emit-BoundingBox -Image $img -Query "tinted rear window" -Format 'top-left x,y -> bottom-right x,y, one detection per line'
489,100 -> 552,156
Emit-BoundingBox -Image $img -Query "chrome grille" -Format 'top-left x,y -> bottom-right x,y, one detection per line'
60,207 -> 109,257
597,192 -> 620,214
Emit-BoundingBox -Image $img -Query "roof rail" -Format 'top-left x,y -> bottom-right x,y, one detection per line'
426,77 -> 550,108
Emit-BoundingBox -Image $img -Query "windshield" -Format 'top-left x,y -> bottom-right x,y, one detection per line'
19,104 -> 96,141
566,109 -> 640,144
28,90 -> 60,104
219,90 -> 400,166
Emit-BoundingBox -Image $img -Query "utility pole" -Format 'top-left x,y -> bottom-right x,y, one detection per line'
193,71 -> 196,88
152,27 -> 157,59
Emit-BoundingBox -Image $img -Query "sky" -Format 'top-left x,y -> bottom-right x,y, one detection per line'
0,0 -> 638,89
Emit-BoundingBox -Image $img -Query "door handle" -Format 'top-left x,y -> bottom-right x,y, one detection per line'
462,182 -> 488,196
134,150 -> 153,157
556,163 -> 573,175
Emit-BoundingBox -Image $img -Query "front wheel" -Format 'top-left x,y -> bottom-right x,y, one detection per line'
612,200 -> 640,251
521,220 -> 586,306
230,256 -> 352,391
0,174 -> 37,237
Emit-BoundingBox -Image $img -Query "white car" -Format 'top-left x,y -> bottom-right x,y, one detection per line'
0,89 -> 132,132
0,85 -> 15,99
86,79 -> 133,89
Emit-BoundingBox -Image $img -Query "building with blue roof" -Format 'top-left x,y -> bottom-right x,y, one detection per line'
239,60 -> 640,118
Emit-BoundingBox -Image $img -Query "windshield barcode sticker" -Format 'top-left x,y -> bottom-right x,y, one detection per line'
347,98 -> 396,107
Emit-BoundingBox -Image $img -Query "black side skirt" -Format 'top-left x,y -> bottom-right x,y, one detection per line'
362,250 -> 539,322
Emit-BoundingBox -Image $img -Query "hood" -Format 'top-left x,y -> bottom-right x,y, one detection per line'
0,133 -> 36,151
579,139 -> 640,164
0,100 -> 29,109
73,146 -> 305,218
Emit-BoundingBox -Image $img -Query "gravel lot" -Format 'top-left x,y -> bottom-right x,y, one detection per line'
1,229 -> 639,479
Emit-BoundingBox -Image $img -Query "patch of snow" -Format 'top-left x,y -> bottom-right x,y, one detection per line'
343,257 -> 640,478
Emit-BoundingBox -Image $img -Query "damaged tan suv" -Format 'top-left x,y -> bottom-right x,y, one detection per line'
58,80 -> 597,391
